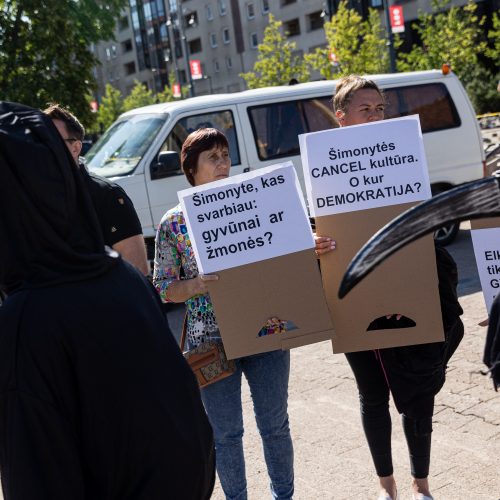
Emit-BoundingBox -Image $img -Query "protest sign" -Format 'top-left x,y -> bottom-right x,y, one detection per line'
300,115 -> 432,217
300,117 -> 443,353
180,162 -> 312,274
179,163 -> 335,359
471,217 -> 500,314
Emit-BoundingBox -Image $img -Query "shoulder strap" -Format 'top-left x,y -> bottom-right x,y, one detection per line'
179,312 -> 188,351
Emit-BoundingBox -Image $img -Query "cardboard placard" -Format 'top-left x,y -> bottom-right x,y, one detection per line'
300,117 -> 443,353
471,217 -> 500,314
178,163 -> 335,359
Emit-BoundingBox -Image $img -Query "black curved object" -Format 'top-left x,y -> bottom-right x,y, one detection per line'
338,175 -> 500,299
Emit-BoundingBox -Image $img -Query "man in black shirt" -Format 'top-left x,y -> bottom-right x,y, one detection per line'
44,104 -> 149,275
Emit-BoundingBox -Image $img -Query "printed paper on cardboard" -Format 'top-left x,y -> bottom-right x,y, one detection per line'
299,116 -> 432,217
179,163 -> 313,274
471,217 -> 500,314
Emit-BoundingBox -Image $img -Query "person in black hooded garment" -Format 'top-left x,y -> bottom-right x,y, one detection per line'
0,101 -> 215,500
484,293 -> 500,390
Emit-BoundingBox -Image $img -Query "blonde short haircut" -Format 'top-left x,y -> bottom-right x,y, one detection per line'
333,75 -> 384,114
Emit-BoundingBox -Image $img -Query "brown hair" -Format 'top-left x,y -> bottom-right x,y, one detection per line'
181,128 -> 229,186
333,75 -> 384,114
43,103 -> 85,141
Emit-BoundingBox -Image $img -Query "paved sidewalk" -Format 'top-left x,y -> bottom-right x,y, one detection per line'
210,230 -> 500,500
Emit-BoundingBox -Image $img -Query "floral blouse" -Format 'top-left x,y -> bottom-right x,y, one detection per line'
153,204 -> 220,348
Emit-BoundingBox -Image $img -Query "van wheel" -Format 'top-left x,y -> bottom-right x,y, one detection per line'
433,222 -> 459,246
431,185 -> 459,246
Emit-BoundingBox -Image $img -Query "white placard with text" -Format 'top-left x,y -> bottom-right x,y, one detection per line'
299,115 -> 432,217
471,227 -> 500,313
179,162 -> 314,274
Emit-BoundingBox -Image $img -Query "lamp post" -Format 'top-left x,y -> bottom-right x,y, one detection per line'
382,0 -> 397,73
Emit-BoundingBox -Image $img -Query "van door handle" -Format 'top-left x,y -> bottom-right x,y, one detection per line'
243,167 -> 250,172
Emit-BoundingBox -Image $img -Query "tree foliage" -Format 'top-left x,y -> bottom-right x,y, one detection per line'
397,0 -> 486,77
157,71 -> 187,102
0,0 -> 127,128
486,12 -> 500,62
98,84 -> 124,132
240,14 -> 308,89
396,0 -> 499,112
305,2 -> 390,79
123,80 -> 156,111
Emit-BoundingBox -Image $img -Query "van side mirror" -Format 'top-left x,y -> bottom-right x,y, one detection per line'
151,151 -> 181,180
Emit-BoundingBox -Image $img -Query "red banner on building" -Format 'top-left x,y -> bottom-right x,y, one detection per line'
189,59 -> 203,80
172,83 -> 181,98
389,6 -> 405,33
328,48 -> 339,66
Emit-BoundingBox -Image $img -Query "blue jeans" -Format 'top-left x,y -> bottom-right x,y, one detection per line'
201,349 -> 294,500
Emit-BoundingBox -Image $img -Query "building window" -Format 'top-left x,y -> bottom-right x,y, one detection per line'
118,15 -> 129,31
206,4 -> 214,20
210,32 -> 218,47
124,61 -> 136,75
111,45 -> 117,58
261,0 -> 270,13
283,18 -> 300,37
226,56 -> 233,69
281,0 -> 296,5
106,47 -> 111,60
188,38 -> 203,54
218,0 -> 227,16
247,2 -> 255,19
371,0 -> 383,7
250,32 -> 258,48
184,11 -> 198,28
214,59 -> 220,72
121,39 -> 133,53
308,11 -> 324,31
222,27 -> 230,44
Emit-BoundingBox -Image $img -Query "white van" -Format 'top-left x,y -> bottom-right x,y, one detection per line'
85,69 -> 485,254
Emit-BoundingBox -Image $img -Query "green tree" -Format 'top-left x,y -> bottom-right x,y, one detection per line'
486,12 -> 500,62
397,0 -> 486,78
98,84 -> 124,132
396,0 -> 498,112
157,71 -> 187,102
0,0 -> 127,127
123,80 -> 156,111
305,2 -> 390,79
240,14 -> 308,89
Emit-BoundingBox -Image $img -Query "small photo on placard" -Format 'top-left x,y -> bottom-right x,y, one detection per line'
179,162 -> 314,274
299,115 -> 432,217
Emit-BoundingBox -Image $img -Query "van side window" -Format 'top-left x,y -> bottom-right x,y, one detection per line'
383,83 -> 461,133
248,97 -> 337,161
159,110 -> 241,166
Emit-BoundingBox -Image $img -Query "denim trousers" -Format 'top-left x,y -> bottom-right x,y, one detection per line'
200,349 -> 294,500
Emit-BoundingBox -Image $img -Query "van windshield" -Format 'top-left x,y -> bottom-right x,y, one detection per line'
85,113 -> 167,177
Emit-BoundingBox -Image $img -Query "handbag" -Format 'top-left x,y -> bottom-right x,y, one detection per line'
180,315 -> 236,388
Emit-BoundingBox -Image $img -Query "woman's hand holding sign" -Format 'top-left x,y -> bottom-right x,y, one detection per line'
314,234 -> 336,256
166,274 -> 219,302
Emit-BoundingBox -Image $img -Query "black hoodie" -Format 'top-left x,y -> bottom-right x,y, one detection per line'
0,102 -> 215,500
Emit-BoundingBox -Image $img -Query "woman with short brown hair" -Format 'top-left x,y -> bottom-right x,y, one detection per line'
153,128 -> 295,500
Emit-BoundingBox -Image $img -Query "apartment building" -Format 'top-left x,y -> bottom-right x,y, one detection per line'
92,0 -> 497,101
